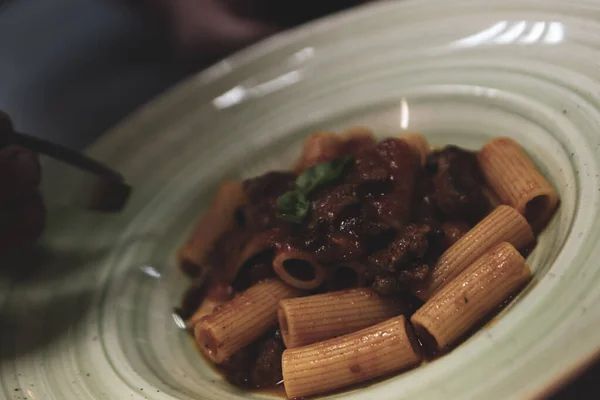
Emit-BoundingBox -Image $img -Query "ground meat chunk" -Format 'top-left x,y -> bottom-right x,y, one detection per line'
251,330 -> 285,388
349,139 -> 419,229
371,263 -> 431,296
411,168 -> 439,225
427,146 -> 491,224
367,223 -> 444,296
375,138 -> 419,183
352,151 -> 390,184
219,346 -> 257,388
244,171 -> 296,203
220,329 -> 285,389
314,231 -> 365,264
371,274 -> 399,296
242,172 -> 296,230
309,183 -> 360,226
368,224 -> 433,274
370,140 -> 420,228
301,184 -> 366,264
303,200 -> 392,263
397,263 -> 429,283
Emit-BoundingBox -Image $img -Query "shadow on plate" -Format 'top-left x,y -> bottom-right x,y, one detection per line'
0,290 -> 94,361
0,245 -> 108,360
0,244 -> 109,282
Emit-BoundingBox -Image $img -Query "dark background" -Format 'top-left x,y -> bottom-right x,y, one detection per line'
0,0 -> 597,398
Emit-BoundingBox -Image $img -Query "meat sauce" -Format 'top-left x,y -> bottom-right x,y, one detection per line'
179,140 -> 492,391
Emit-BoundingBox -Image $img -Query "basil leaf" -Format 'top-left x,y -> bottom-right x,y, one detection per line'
276,155 -> 354,223
276,191 -> 309,223
296,155 -> 354,193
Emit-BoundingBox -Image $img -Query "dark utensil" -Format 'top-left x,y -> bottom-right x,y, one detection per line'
5,131 -> 131,212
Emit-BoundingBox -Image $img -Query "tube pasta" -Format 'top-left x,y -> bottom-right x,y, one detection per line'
293,128 -> 376,173
228,230 -> 275,283
412,205 -> 534,300
282,315 -> 421,399
340,126 -> 375,139
273,249 -> 326,290
411,242 -> 530,351
339,127 -> 377,153
185,286 -> 234,329
293,132 -> 341,173
195,279 -> 300,363
186,297 -> 224,329
178,181 -> 247,278
398,133 -> 430,165
278,288 -> 408,348
477,137 -> 559,229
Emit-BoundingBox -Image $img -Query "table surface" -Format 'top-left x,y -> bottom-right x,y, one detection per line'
1,0 -> 598,398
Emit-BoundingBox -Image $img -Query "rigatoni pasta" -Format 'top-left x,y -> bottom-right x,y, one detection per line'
177,180 -> 247,278
278,288 -> 408,348
293,128 -> 376,173
339,126 -> 377,153
412,205 -> 534,300
282,315 -> 421,399
477,137 -> 559,229
185,282 -> 233,329
195,279 -> 300,363
411,242 -> 530,351
340,126 -> 376,141
293,131 -> 340,173
273,249 -> 326,290
186,297 -> 224,329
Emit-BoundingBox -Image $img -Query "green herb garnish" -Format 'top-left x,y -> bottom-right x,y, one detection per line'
276,155 -> 354,223
276,191 -> 309,223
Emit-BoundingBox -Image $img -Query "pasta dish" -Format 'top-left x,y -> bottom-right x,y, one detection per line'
175,129 -> 558,398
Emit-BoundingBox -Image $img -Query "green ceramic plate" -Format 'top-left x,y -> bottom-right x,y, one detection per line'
2,0 -> 600,399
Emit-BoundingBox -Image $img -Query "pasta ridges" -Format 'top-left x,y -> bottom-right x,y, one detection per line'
282,316 -> 421,398
478,137 -> 558,230
279,289 -> 405,348
196,279 -> 300,363
412,205 -> 533,300
177,180 -> 248,279
411,242 -> 530,351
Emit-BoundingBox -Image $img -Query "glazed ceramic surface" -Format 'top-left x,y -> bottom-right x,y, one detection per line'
2,0 -> 600,399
